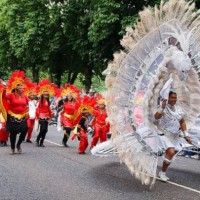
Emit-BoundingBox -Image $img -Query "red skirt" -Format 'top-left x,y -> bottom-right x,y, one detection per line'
61,115 -> 74,128
0,122 -> 9,142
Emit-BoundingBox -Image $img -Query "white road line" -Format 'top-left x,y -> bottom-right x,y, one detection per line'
156,177 -> 200,194
45,139 -> 63,147
45,139 -> 200,194
167,180 -> 200,194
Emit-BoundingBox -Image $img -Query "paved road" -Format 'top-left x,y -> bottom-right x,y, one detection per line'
0,126 -> 200,200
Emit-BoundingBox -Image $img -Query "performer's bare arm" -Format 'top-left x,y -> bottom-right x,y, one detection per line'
180,119 -> 192,144
154,99 -> 167,120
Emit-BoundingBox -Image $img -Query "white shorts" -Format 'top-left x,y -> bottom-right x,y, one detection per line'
158,135 -> 182,151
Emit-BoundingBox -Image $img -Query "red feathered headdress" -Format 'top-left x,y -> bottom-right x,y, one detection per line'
73,96 -> 97,125
6,70 -> 28,93
23,78 -> 37,96
60,84 -> 80,99
76,96 -> 97,116
96,94 -> 106,105
36,79 -> 58,96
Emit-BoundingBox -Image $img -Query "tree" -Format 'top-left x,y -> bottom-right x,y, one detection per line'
1,0 -> 198,90
0,0 -> 73,85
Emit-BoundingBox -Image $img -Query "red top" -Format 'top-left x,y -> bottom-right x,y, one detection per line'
60,102 -> 77,128
5,93 -> 29,114
36,100 -> 52,119
63,102 -> 76,115
93,109 -> 108,127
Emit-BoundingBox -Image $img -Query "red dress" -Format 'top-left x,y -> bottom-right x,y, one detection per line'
36,100 -> 52,119
0,87 -> 9,142
60,102 -> 77,128
90,109 -> 110,148
0,115 -> 8,142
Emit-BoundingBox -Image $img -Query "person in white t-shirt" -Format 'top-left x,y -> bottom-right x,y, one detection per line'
26,92 -> 38,143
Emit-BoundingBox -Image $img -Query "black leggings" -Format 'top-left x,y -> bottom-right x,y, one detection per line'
36,119 -> 48,144
8,121 -> 28,150
62,127 -> 72,144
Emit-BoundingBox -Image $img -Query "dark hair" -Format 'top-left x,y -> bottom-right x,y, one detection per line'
64,96 -> 75,103
169,91 -> 177,97
82,108 -> 89,115
41,94 -> 50,105
12,84 -> 23,93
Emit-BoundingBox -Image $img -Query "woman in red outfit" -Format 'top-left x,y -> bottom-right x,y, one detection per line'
60,93 -> 77,147
90,99 -> 109,149
0,123 -> 8,147
59,84 -> 80,146
0,108 -> 9,146
35,79 -> 56,147
0,84 -> 8,147
35,91 -> 52,147
1,71 -> 29,154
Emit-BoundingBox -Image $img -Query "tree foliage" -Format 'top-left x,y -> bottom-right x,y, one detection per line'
0,0 -> 199,91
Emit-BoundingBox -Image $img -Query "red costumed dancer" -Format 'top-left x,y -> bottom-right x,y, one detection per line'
77,109 -> 90,154
35,79 -> 57,147
73,96 -> 97,154
60,84 -> 79,146
90,96 -> 109,149
1,71 -> 29,154
0,84 -> 9,147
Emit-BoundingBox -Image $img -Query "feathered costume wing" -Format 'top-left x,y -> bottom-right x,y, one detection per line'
92,0 -> 200,186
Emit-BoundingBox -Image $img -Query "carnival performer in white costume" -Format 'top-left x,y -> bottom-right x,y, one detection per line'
155,89 -> 192,181
91,0 -> 200,187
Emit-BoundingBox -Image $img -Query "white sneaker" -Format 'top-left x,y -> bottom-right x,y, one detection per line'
158,171 -> 170,182
191,155 -> 200,160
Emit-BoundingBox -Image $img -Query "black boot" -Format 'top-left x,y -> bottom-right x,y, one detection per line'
16,144 -> 22,153
62,140 -> 68,147
62,134 -> 68,147
10,148 -> 15,154
40,139 -> 45,147
40,143 -> 45,147
35,140 -> 40,147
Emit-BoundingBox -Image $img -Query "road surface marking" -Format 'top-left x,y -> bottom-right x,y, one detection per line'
45,139 -> 200,194
45,139 -> 63,147
166,180 -> 200,194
